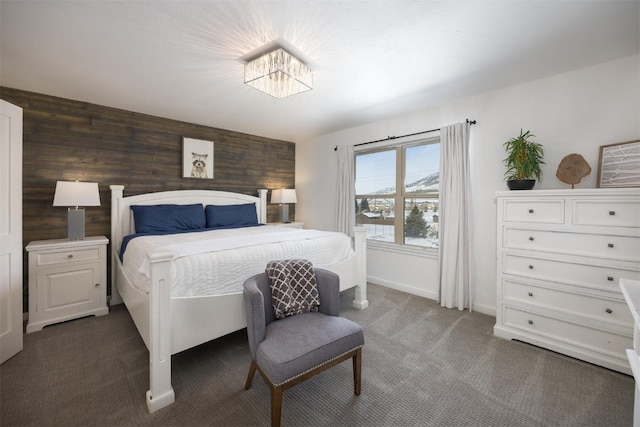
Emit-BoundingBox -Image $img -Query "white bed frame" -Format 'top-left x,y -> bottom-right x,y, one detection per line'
109,185 -> 368,413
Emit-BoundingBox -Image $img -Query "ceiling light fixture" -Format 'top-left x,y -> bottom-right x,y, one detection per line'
244,47 -> 312,99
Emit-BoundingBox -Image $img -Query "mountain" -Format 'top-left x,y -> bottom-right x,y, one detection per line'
372,172 -> 439,195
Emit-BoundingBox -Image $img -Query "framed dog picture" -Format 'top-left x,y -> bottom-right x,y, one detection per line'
183,137 -> 214,179
597,139 -> 640,188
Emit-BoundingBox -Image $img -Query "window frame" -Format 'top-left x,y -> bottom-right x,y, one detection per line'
355,135 -> 440,249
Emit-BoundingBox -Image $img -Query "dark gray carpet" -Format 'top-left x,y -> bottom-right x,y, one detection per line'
1,283 -> 634,426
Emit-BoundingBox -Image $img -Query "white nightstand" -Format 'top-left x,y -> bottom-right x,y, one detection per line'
268,222 -> 304,229
25,236 -> 109,333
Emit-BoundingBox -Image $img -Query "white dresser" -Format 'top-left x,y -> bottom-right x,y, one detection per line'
495,188 -> 640,374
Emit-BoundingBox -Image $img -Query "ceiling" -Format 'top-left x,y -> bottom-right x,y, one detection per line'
1,1 -> 638,142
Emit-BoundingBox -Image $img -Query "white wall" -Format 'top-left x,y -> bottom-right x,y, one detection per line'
296,54 -> 640,315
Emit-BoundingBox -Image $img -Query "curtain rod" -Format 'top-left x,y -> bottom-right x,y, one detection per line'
334,119 -> 476,151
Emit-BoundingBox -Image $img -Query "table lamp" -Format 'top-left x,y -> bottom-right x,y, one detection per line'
53,180 -> 101,240
270,189 -> 297,223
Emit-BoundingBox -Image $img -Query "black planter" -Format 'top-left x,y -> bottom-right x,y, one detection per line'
507,179 -> 536,190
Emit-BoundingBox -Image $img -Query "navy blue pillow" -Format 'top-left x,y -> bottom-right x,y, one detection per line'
131,204 -> 206,233
205,203 -> 258,228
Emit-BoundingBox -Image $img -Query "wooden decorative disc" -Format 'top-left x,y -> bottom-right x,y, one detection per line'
556,153 -> 591,186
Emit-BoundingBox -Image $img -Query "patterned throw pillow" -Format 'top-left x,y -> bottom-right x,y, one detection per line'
266,259 -> 320,319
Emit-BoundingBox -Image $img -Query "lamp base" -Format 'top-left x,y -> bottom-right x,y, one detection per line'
68,208 -> 85,240
279,204 -> 290,223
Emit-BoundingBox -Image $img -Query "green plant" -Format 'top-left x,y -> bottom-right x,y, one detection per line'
503,129 -> 545,181
405,205 -> 429,238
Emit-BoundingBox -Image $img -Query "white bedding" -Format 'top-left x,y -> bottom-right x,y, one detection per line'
121,225 -> 354,297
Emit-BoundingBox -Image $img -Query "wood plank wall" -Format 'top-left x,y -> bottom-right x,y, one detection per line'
1,87 -> 295,304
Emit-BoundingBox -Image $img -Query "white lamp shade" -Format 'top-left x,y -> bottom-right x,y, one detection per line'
270,189 -> 297,204
53,181 -> 101,207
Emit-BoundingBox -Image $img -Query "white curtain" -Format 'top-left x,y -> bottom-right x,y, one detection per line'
438,121 -> 473,311
335,145 -> 355,236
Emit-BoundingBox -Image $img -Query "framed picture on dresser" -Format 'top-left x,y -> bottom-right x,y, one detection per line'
597,139 -> 640,188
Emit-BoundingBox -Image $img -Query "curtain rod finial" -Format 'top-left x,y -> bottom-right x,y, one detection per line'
466,119 -> 477,125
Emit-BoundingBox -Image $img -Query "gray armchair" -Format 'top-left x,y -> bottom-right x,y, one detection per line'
243,268 -> 364,427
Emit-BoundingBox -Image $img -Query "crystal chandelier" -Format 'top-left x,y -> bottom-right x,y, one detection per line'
244,48 -> 313,99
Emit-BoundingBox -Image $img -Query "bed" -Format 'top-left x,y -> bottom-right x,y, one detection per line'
109,186 -> 368,413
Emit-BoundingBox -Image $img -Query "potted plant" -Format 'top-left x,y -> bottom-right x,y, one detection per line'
503,129 -> 545,190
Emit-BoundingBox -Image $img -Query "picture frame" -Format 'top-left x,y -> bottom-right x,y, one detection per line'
597,139 -> 640,188
183,137 -> 214,179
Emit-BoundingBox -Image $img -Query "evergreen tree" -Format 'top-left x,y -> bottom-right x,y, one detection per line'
360,198 -> 370,212
405,205 -> 429,238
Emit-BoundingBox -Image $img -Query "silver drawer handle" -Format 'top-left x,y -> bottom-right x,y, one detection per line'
608,243 -> 614,248
528,209 -> 534,214
529,236 -> 534,241
528,320 -> 533,325
609,211 -> 616,216
607,276 -> 614,281
606,308 -> 613,314
67,254 -> 73,259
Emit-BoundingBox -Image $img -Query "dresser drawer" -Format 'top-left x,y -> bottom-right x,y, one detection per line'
503,228 -> 640,262
35,247 -> 102,266
503,306 -> 631,358
502,199 -> 565,224
503,253 -> 640,293
502,279 -> 633,327
573,199 -> 640,228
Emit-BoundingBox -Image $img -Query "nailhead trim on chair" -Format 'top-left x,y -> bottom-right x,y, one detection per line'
274,345 -> 364,387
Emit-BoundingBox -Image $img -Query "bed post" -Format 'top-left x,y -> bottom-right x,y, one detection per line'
258,189 -> 268,223
110,185 -> 125,306
352,226 -> 369,309
146,251 -> 175,413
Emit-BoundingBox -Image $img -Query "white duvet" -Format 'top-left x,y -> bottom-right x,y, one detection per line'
121,225 -> 354,297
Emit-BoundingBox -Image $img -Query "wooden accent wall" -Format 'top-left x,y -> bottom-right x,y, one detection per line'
1,87 -> 295,301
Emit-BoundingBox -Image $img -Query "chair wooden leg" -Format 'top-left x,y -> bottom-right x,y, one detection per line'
271,385 -> 283,427
353,347 -> 362,396
245,359 -> 258,390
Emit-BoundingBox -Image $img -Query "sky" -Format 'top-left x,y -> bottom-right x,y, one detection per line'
355,143 -> 440,194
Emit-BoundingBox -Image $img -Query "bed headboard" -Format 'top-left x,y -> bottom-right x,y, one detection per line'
110,186 -> 268,255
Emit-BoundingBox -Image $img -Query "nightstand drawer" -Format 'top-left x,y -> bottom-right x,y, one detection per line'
502,199 -> 565,224
36,247 -> 102,266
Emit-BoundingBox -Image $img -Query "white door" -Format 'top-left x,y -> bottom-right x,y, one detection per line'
0,99 -> 23,364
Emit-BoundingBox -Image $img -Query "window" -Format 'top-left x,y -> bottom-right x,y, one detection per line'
355,138 -> 439,248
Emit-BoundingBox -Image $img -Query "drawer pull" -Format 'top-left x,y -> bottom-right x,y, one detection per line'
605,308 -> 613,314
528,265 -> 534,270
528,236 -> 534,241
608,243 -> 614,248
527,292 -> 533,297
528,209 -> 534,214
609,210 -> 615,216
67,254 -> 73,259
607,276 -> 614,281
528,320 -> 533,325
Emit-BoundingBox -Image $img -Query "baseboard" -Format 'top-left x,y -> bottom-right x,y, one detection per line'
367,275 -> 438,301
367,275 -> 496,317
470,302 -> 496,317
